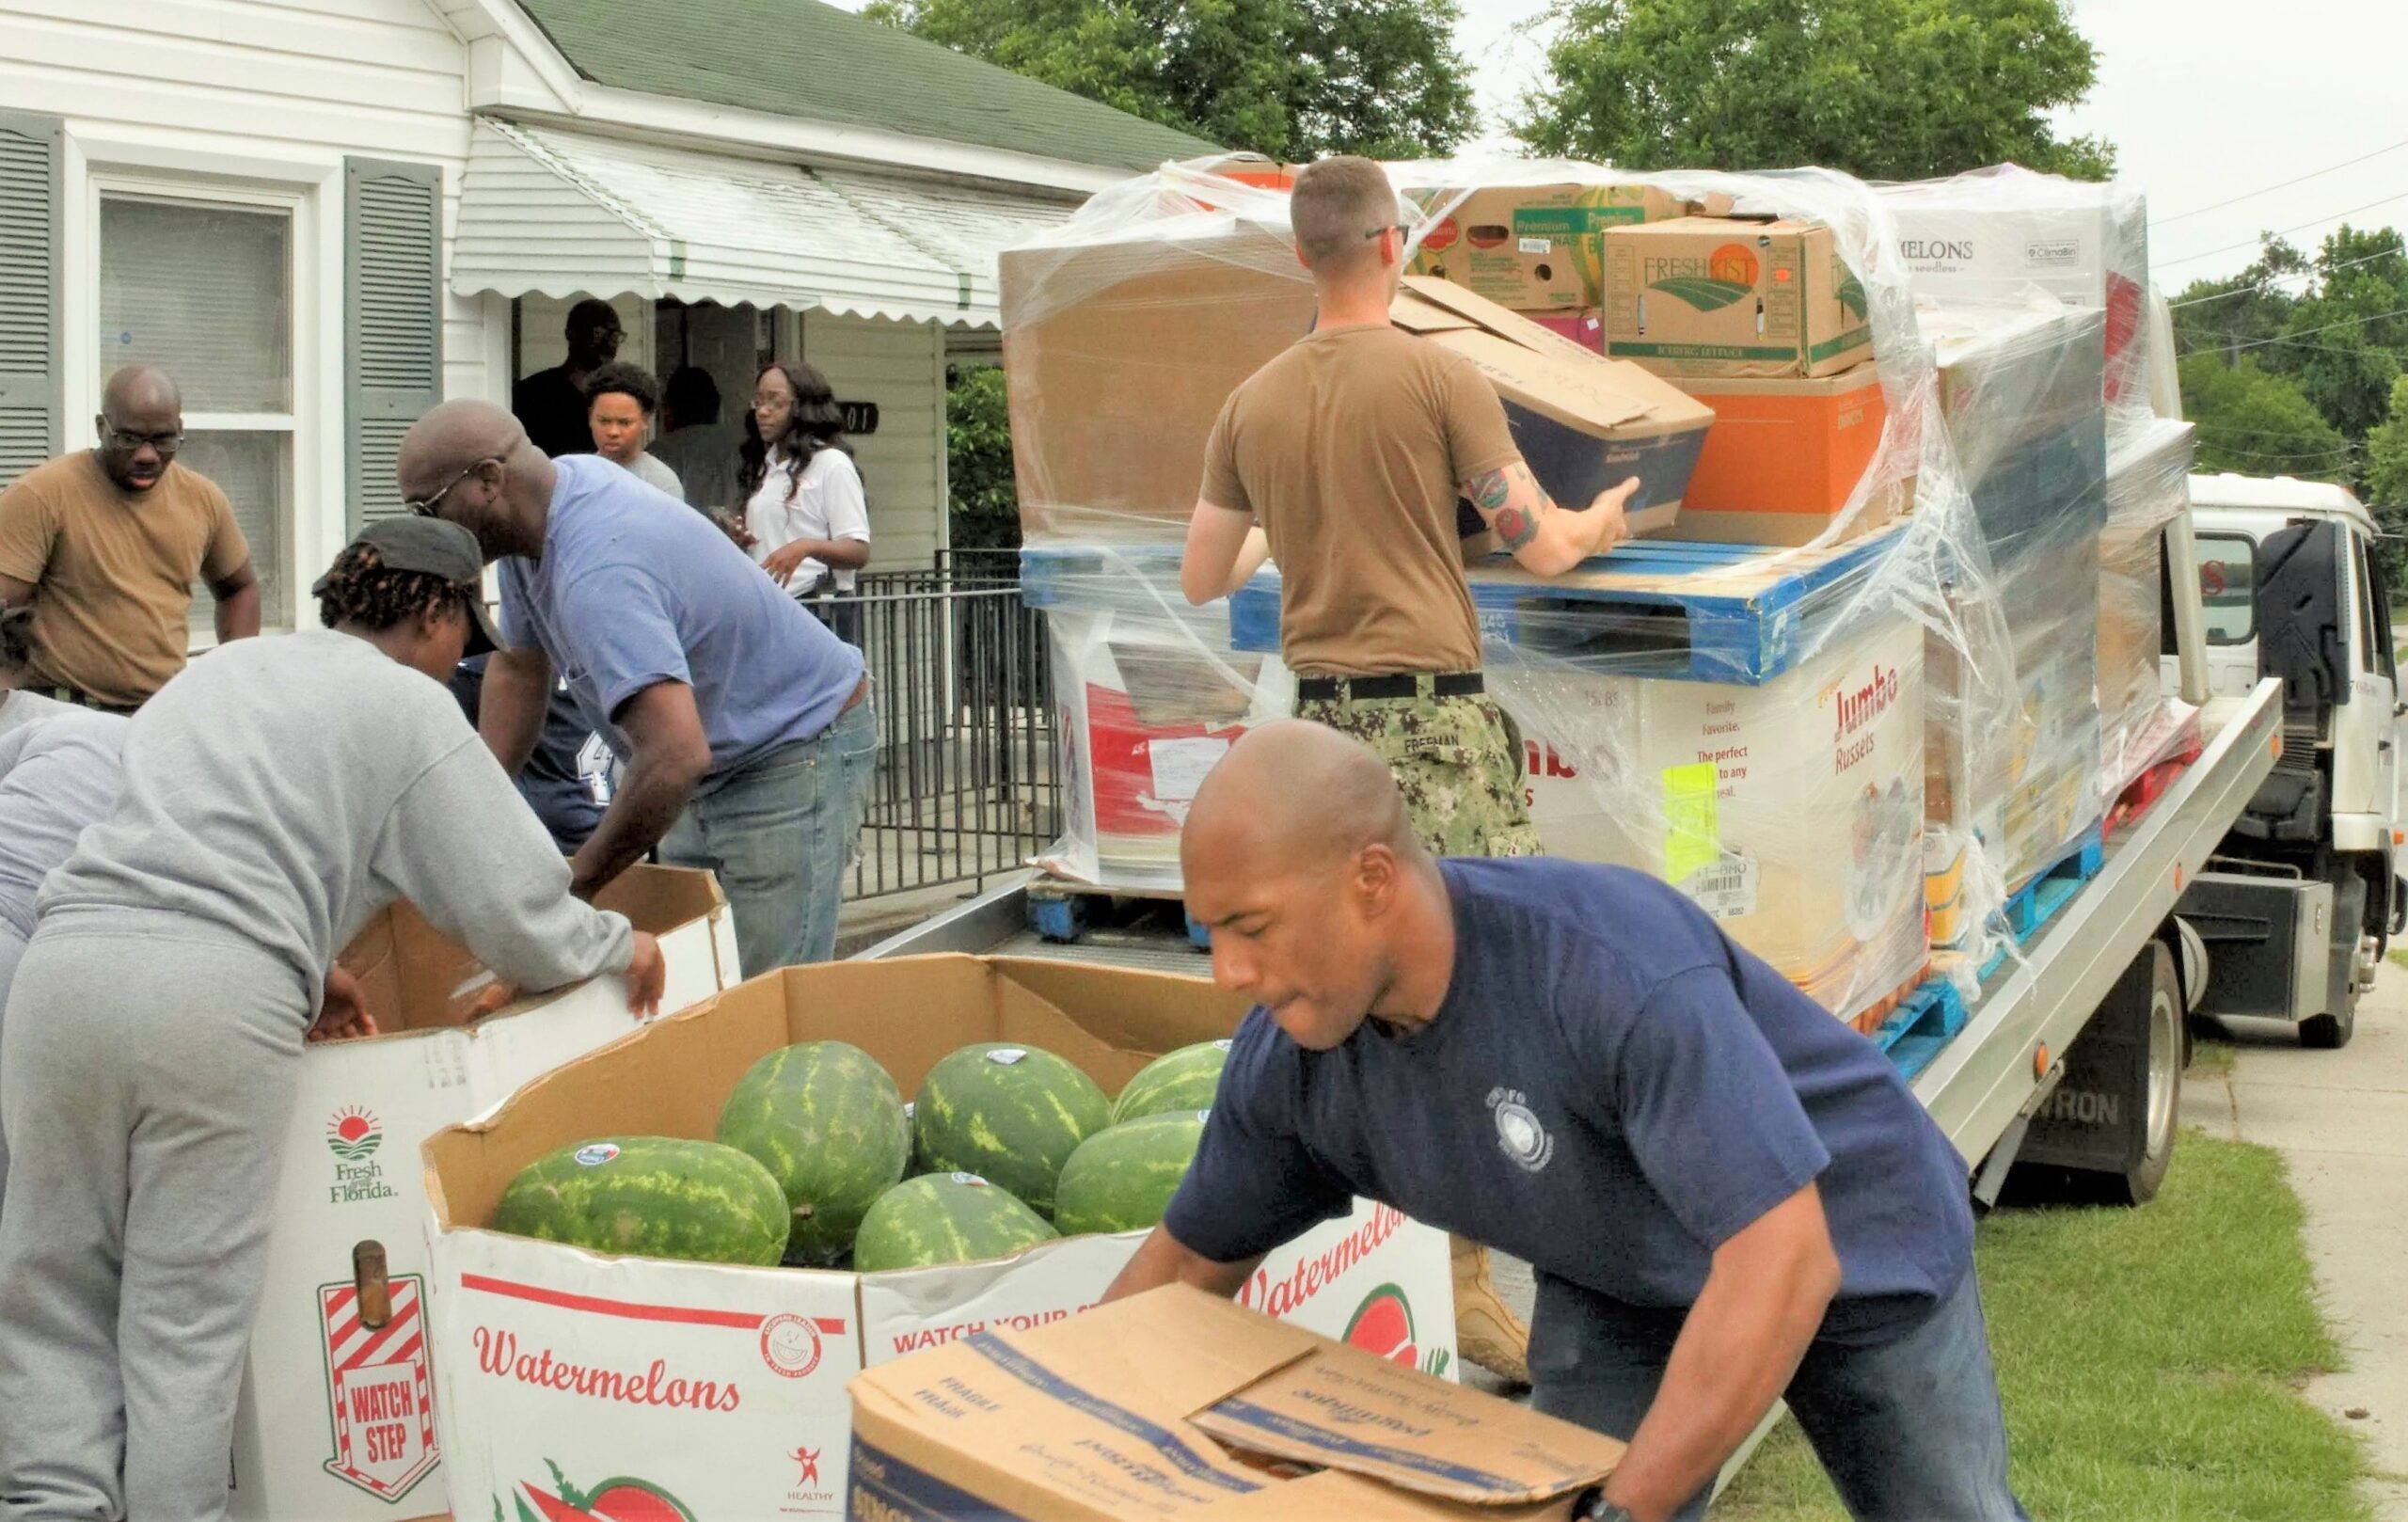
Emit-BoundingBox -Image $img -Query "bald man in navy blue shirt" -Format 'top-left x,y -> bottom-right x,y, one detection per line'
1105,721 -> 2021,1522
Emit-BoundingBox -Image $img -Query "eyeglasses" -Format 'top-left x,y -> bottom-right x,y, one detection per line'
1362,223 -> 1414,243
105,428 -> 182,452
404,457 -> 492,518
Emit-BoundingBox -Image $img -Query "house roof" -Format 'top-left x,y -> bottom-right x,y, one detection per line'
511,0 -> 1218,173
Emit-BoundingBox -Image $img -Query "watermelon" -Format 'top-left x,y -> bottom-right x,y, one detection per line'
911,1043 -> 1110,1218
490,1136 -> 786,1267
1053,1110 -> 1207,1236
716,1040 -> 910,1264
1110,1039 -> 1232,1126
853,1172 -> 1060,1272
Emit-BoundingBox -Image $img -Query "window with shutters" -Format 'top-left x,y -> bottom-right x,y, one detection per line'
97,189 -> 295,633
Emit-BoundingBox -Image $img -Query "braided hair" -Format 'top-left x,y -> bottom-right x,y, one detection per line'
0,605 -> 32,677
737,360 -> 858,508
311,542 -> 479,634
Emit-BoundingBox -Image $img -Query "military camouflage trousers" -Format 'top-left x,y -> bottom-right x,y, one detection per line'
1293,683 -> 1544,859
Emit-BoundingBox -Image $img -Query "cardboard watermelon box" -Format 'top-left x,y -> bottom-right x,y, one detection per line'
420,956 -> 1456,1521
226,864 -> 741,1522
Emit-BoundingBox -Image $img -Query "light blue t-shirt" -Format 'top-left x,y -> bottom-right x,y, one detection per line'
498,455 -> 865,791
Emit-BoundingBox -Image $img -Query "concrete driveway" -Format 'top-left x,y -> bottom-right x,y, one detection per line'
2189,959 -> 2408,1514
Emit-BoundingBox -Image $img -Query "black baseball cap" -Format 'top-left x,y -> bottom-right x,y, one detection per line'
320,516 -> 503,657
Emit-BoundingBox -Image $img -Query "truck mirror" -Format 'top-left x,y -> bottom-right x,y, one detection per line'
2255,520 -> 2351,724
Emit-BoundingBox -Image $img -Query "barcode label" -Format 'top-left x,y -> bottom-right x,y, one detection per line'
1519,237 -> 1553,254
1680,856 -> 1758,919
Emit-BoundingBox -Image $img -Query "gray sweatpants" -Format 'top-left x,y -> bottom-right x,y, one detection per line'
0,928 -> 309,1522
0,926 -> 24,1220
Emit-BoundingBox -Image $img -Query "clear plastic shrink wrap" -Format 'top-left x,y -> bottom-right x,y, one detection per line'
1003,157 -> 2127,1016
2099,420 -> 2196,786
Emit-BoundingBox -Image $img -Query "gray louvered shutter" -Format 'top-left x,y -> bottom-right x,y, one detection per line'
0,111 -> 63,491
345,157 -> 443,532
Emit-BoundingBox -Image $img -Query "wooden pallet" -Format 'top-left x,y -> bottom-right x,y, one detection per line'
1226,528 -> 1906,685
1024,875 -> 1212,950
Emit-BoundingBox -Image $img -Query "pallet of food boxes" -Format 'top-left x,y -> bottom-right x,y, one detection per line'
228,864 -> 741,1522
420,956 -> 1454,1519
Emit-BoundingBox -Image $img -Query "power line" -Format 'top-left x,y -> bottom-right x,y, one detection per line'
2155,189 -> 2408,270
2177,303 -> 2408,357
2170,245 -> 2408,309
2154,136 -> 2408,228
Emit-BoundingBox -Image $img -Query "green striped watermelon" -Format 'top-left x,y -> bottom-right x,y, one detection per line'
1053,1110 -> 1207,1236
489,1137 -> 786,1267
852,1172 -> 1060,1272
715,1040 -> 910,1265
911,1043 -> 1110,1219
1110,1039 -> 1232,1126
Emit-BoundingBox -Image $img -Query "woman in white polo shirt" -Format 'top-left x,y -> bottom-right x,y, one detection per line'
738,360 -> 871,643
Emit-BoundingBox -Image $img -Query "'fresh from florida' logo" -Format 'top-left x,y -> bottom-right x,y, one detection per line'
1644,243 -> 1762,310
326,1105 -> 382,1161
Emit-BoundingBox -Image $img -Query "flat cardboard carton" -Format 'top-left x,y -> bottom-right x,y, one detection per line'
1408,182 -> 1731,310
849,1283 -> 1624,1520
1670,364 -> 1907,546
1604,217 -> 1873,380
226,864 -> 741,1522
1393,276 -> 1713,531
421,957 -> 1453,1520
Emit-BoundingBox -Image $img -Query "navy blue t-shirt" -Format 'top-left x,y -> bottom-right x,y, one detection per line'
1164,858 -> 1974,1345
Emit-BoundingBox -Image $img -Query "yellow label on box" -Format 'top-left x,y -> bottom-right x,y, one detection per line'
1663,760 -> 1721,882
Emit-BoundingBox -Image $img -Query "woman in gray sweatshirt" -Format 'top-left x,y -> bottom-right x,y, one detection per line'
0,516 -> 667,1522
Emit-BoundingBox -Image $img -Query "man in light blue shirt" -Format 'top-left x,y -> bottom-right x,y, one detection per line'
397,400 -> 877,975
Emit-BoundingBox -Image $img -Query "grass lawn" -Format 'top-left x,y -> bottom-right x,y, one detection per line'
1715,1118 -> 2366,1518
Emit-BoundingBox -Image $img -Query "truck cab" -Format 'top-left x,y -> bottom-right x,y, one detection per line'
2174,473 -> 2403,1047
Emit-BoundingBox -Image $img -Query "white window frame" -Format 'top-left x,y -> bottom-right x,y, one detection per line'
86,171 -> 312,640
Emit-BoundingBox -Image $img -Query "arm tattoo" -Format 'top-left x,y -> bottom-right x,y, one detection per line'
1495,504 -> 1538,550
1469,468 -> 1512,511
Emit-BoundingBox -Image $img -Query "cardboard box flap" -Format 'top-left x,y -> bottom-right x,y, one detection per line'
1396,277 -> 1608,365
1189,1340 -> 1620,1506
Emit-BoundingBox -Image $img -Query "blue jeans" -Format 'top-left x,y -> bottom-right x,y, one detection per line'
1529,1270 -> 2025,1521
659,697 -> 877,979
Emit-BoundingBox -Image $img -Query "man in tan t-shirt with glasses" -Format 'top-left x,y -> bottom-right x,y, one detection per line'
0,365 -> 260,712
1180,155 -> 1639,1383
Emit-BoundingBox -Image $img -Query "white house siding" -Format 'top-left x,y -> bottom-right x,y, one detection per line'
0,0 -> 493,622
799,309 -> 947,571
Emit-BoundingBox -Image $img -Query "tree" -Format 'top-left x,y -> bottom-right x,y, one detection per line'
1517,0 -> 2113,181
2168,239 -> 2305,369
2277,226 -> 2408,439
865,0 -> 1477,161
2366,376 -> 2408,585
2178,353 -> 2351,482
944,364 -> 1022,555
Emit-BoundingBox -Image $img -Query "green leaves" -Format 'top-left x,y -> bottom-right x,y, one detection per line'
1520,0 -> 2112,183
1649,276 -> 1756,312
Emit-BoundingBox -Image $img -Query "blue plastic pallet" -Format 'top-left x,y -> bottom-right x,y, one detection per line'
1975,821 -> 2108,980
1870,977 -> 1972,1082
1025,887 -> 1212,950
1227,528 -> 1906,686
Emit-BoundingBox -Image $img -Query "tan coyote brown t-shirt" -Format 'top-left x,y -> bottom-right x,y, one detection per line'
1200,324 -> 1522,677
0,452 -> 249,706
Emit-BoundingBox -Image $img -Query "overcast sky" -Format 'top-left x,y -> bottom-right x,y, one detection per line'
831,0 -> 2408,291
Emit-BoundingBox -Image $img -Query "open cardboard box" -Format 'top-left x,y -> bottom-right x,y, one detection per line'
1393,276 -> 1712,535
227,864 -> 740,1522
851,1283 -> 1624,1520
420,957 -> 1454,1520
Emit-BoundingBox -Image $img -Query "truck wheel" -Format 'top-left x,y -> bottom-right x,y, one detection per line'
2011,942 -> 2180,1206
2112,942 -> 2182,1205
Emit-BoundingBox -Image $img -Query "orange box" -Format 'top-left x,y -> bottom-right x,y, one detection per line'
1668,364 -> 1899,546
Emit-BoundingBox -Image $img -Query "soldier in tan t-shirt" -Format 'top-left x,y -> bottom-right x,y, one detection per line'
0,366 -> 260,710
1180,156 -> 1638,1385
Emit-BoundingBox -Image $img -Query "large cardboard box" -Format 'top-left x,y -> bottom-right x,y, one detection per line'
1393,276 -> 1714,531
1510,614 -> 1928,1025
226,864 -> 740,1522
1670,364 -> 1908,546
849,1283 -> 1625,1521
1407,182 -> 1726,310
1604,218 -> 1873,380
421,957 -> 1454,1520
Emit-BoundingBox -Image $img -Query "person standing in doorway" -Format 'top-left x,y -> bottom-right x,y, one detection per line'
740,361 -> 871,646
0,365 -> 262,712
1176,154 -> 1639,1382
513,297 -> 624,459
400,400 -> 879,976
584,361 -> 685,499
0,517 -> 664,1521
653,365 -> 748,524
